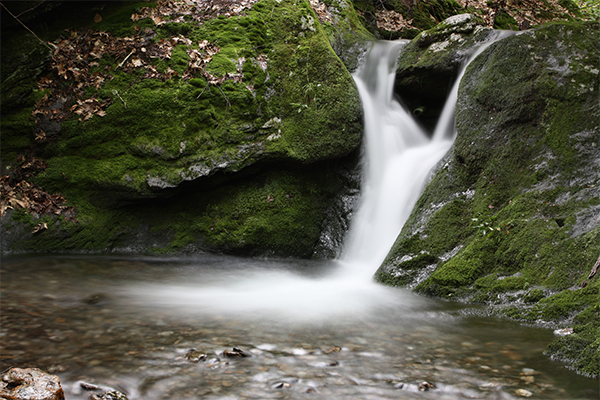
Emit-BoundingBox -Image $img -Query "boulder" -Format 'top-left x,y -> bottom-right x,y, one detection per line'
0,0 -> 368,257
377,21 -> 600,376
0,368 -> 65,400
394,14 -> 494,132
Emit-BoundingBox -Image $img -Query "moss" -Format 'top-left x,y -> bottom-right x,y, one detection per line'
198,169 -> 325,256
2,0 -> 366,257
523,288 -> 546,303
414,0 -> 463,29
493,11 -> 518,30
25,0 -> 362,202
545,326 -> 600,377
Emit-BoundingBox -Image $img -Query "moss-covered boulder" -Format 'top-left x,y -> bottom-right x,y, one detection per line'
0,0 -> 371,257
376,21 -> 600,376
394,13 -> 495,131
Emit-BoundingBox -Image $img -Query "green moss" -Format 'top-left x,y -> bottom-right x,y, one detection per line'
197,170 -> 324,256
412,0 -> 463,30
545,311 -> 600,377
523,288 -> 546,303
493,11 -> 518,30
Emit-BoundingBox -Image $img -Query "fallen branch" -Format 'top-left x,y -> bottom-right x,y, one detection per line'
112,90 -> 127,109
16,0 -> 46,18
196,83 -> 210,99
217,86 -> 231,109
588,254 -> 600,279
0,2 -> 53,50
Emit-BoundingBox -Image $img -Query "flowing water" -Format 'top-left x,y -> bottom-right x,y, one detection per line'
1,39 -> 599,399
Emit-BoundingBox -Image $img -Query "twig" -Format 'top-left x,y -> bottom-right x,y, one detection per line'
116,49 -> 135,69
112,90 -> 127,109
217,85 -> 231,109
0,365 -> 13,375
0,2 -> 52,50
16,0 -> 46,18
581,254 -> 600,287
588,254 -> 600,279
196,83 -> 210,99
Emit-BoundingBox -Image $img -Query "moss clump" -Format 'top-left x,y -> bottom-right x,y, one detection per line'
523,288 -> 545,303
26,0 -> 363,200
493,11 -> 518,30
198,169 -> 325,256
545,302 -> 599,377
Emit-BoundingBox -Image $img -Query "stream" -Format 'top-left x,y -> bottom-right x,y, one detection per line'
1,254 -> 598,399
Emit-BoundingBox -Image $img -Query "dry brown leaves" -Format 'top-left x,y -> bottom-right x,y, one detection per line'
131,0 -> 261,25
456,0 -> 577,29
0,162 -> 76,224
33,0 -> 272,131
309,0 -> 332,24
32,29 -> 197,136
375,9 -> 414,31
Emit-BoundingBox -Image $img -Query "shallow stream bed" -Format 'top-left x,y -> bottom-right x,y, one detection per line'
1,254 -> 598,399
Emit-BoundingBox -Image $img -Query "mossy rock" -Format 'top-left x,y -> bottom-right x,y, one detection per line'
394,14 -> 495,132
376,20 -> 600,376
1,0 -> 367,256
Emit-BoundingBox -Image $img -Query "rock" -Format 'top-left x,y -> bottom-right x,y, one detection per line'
2,0 -> 365,258
395,14 -> 494,132
222,347 -> 252,358
553,327 -> 574,336
185,348 -> 207,363
377,21 -> 600,377
0,367 -> 65,400
323,346 -> 342,354
91,390 -> 129,400
418,381 -> 435,391
271,381 -> 292,389
515,388 -> 533,397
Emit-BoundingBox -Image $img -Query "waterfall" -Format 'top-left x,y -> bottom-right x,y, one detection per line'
128,33 -> 511,322
340,32 -> 512,275
339,41 -> 453,273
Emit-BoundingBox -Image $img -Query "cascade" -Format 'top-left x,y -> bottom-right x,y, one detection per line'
341,31 -> 513,275
340,40 -> 453,273
128,34 -> 511,321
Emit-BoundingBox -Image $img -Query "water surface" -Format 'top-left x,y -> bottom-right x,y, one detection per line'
1,254 -> 598,400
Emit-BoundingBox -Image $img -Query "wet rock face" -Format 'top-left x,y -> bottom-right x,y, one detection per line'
378,21 -> 600,377
394,14 -> 495,133
0,368 -> 65,400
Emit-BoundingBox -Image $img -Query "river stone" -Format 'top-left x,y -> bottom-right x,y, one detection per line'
0,367 -> 65,400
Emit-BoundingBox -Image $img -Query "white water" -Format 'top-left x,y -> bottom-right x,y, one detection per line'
340,40 -> 453,273
127,37 -> 505,322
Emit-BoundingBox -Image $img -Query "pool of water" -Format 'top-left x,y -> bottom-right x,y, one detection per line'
1,254 -> 598,399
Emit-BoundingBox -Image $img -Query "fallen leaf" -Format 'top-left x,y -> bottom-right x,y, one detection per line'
33,222 -> 48,234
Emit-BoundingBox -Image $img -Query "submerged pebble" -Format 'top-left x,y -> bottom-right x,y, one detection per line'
516,388 -> 533,397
